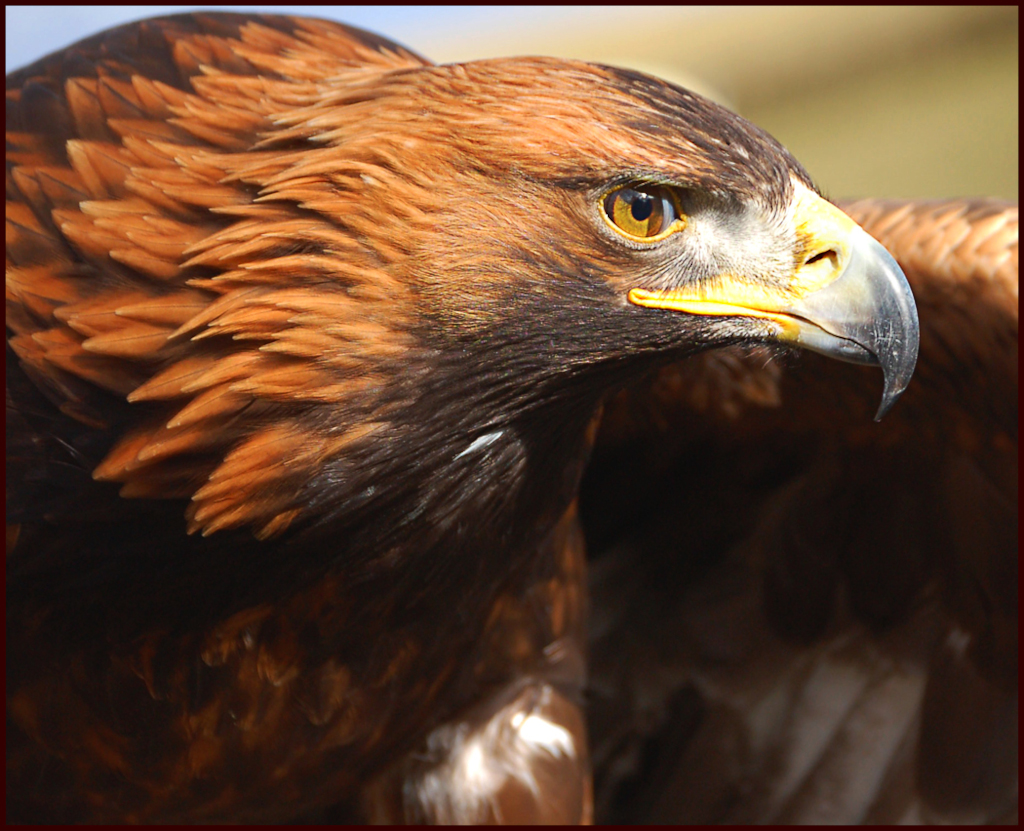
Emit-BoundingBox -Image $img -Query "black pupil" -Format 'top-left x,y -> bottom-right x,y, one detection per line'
630,193 -> 654,222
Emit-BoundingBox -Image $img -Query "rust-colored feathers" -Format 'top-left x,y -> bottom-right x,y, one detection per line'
7,15 -> 434,538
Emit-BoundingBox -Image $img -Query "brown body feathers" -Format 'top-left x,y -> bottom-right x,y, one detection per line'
6,13 -> 1017,824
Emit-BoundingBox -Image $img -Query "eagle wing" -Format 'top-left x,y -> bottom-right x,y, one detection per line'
585,197 -> 1018,824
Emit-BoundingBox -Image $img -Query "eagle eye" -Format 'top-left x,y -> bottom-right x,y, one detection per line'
602,185 -> 684,242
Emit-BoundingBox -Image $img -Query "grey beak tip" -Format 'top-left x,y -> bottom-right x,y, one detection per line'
874,393 -> 898,422
858,233 -> 920,421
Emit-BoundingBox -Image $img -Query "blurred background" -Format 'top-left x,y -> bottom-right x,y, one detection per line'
6,6 -> 1018,200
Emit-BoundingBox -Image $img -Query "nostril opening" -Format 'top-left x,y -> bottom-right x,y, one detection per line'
805,249 -> 838,267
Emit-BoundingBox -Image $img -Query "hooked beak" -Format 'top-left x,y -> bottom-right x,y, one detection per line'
628,182 -> 920,420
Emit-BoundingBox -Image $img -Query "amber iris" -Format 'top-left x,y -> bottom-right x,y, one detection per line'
603,185 -> 682,240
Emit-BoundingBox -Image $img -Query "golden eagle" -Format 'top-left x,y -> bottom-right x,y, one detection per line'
6,13 -> 1016,824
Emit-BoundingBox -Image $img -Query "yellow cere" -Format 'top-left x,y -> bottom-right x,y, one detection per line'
789,180 -> 859,295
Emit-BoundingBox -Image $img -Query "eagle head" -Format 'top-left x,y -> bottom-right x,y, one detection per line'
9,16 -> 919,547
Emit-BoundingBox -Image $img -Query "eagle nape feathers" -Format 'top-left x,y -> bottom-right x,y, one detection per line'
6,12 -> 1016,825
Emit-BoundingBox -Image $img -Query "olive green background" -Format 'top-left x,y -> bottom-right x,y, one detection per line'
6,6 -> 1018,201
